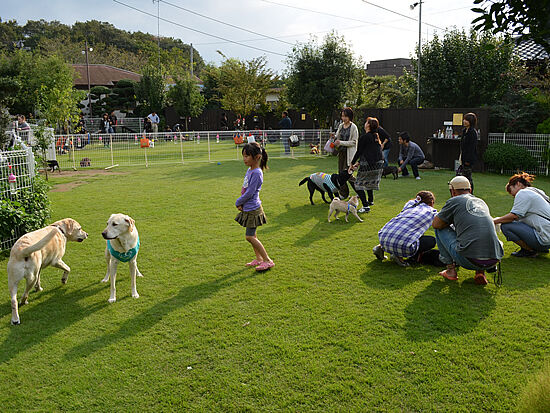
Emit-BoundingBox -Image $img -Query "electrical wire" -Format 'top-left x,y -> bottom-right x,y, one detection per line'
159,0 -> 294,46
361,1 -> 448,32
112,0 -> 288,57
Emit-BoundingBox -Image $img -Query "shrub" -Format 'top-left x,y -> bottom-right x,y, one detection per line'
483,142 -> 537,171
519,364 -> 550,413
0,175 -> 51,248
536,117 -> 550,134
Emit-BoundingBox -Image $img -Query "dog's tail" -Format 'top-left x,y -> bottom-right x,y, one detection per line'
298,177 -> 309,186
333,197 -> 341,201
18,227 -> 61,257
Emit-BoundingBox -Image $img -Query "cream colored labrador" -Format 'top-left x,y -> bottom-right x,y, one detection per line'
102,213 -> 142,303
7,218 -> 88,325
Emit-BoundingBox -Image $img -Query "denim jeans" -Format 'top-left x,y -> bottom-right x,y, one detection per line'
501,221 -> 550,252
401,156 -> 424,178
382,149 -> 390,167
435,227 -> 488,270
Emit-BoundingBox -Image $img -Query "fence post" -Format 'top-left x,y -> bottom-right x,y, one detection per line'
207,131 -> 211,162
109,134 -> 114,167
501,133 -> 505,174
546,138 -> 549,177
71,136 -> 77,170
180,132 -> 184,164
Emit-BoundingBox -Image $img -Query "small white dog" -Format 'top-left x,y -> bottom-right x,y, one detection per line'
7,218 -> 88,325
102,214 -> 142,303
328,196 -> 363,223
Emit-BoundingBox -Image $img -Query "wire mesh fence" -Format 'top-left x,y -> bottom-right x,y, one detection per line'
0,148 -> 37,250
488,133 -> 550,175
83,117 -> 144,134
51,129 -> 331,170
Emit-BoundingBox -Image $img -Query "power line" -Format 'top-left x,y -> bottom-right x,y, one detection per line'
113,0 -> 288,57
159,0 -> 294,46
361,1 -> 447,32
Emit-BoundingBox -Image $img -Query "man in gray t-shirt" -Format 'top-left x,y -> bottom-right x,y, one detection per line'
432,176 -> 503,285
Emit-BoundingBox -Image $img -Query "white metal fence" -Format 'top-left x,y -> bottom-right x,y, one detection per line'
50,129 -> 331,169
488,133 -> 550,175
0,149 -> 37,250
83,117 -> 144,134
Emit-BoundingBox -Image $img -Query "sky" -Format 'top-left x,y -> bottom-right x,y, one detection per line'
2,0 -> 479,73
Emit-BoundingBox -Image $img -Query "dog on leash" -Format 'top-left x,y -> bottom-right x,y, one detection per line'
7,218 -> 88,325
299,169 -> 353,205
309,144 -> 320,155
47,160 -> 61,172
102,213 -> 143,303
328,196 -> 363,223
382,166 -> 399,180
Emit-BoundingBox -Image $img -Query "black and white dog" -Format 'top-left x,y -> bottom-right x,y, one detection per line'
299,169 -> 353,205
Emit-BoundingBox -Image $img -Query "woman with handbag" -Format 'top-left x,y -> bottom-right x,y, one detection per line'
349,117 -> 384,213
457,112 -> 478,193
494,173 -> 550,258
333,107 -> 358,198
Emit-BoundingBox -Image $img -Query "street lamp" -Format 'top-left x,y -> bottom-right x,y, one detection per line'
81,41 -> 93,117
410,1 -> 422,109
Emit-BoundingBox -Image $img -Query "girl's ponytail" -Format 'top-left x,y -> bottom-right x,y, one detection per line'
260,146 -> 269,170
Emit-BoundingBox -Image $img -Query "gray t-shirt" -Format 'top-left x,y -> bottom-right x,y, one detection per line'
511,188 -> 550,245
339,125 -> 351,142
437,194 -> 503,259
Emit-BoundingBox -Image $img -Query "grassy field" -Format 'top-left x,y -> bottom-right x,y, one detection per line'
1,156 -> 549,411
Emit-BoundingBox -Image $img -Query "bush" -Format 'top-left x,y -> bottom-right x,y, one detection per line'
483,142 -> 537,171
519,364 -> 550,413
536,117 -> 550,134
0,175 -> 51,248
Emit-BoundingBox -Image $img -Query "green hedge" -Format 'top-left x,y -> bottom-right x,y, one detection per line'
483,142 -> 537,171
0,175 -> 51,248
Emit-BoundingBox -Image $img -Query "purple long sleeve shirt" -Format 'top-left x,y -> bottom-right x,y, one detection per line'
236,167 -> 263,211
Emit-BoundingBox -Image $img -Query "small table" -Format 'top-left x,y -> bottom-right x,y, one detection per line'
427,138 -> 461,170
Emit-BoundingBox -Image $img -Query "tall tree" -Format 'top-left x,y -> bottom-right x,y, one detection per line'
472,0 -> 550,53
214,57 -> 274,117
286,32 -> 356,126
167,75 -> 206,129
414,29 -> 516,108
135,66 -> 165,115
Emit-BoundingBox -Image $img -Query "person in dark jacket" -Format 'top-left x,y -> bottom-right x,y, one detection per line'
398,132 -> 425,179
349,117 -> 384,212
366,117 -> 391,167
457,112 -> 478,193
278,111 -> 292,154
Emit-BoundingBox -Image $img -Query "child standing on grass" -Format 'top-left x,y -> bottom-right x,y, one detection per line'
235,142 -> 274,271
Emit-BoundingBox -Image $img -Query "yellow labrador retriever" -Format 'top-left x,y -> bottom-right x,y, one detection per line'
102,214 -> 142,303
7,218 -> 88,325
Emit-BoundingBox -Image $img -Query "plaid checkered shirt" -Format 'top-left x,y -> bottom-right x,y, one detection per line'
378,200 -> 437,258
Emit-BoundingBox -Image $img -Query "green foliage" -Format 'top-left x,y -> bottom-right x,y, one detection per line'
490,88 -> 548,133
348,70 -> 416,109
483,142 -> 537,171
472,0 -> 550,55
519,363 -> 550,413
201,64 -> 222,109
414,29 -> 516,108
214,56 -> 275,117
167,75 -> 206,119
89,86 -> 111,116
0,174 -> 51,244
537,117 -> 550,134
0,106 -> 11,149
286,32 -> 356,126
105,79 -> 137,114
135,66 -> 165,114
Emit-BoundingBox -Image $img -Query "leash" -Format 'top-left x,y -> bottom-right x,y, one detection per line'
50,224 -> 66,237
494,262 -> 503,287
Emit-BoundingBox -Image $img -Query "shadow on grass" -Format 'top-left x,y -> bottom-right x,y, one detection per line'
494,256 -> 550,290
63,268 -> 255,360
0,282 -> 106,364
360,260 -> 434,290
404,278 -> 496,342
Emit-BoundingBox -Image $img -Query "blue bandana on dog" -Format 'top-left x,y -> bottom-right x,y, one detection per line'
107,237 -> 140,262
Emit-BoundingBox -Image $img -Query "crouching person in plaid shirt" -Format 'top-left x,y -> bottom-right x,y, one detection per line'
373,191 -> 438,267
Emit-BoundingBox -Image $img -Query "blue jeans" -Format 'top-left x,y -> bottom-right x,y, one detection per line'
282,132 -> 290,154
401,156 -> 424,178
382,149 -> 390,167
435,227 -> 488,270
501,221 -> 550,252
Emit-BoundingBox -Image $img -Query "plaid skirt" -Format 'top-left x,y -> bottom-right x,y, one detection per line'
355,160 -> 384,191
235,205 -> 267,228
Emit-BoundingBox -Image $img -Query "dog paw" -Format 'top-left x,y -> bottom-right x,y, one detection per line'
61,278 -> 67,284
35,285 -> 43,292
11,319 -> 20,326
108,297 -> 116,303
101,275 -> 109,283
19,299 -> 28,306
132,292 -> 140,299
137,273 -> 143,278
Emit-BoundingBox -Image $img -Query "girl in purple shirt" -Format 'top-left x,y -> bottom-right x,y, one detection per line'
235,142 -> 274,271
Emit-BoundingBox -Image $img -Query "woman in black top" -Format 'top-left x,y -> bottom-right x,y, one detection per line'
349,118 -> 384,212
367,117 -> 391,167
458,112 -> 478,193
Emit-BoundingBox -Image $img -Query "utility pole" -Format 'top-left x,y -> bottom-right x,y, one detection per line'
190,43 -> 193,77
410,0 -> 423,109
153,0 -> 160,69
84,40 -> 93,117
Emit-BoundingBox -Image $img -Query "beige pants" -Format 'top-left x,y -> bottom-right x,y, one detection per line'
152,123 -> 158,133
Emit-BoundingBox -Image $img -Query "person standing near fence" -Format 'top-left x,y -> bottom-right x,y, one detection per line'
278,111 -> 292,155
148,111 -> 160,134
334,107 -> 358,198
366,117 -> 391,167
457,112 -> 478,193
109,111 -> 118,133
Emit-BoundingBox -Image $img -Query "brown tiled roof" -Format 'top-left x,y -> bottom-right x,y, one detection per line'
72,64 -> 142,87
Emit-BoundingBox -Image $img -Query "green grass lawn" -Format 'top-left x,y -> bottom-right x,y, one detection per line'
1,156 -> 549,411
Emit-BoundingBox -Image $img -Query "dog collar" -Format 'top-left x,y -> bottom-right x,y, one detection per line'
107,236 -> 140,262
51,224 -> 66,237
347,202 -> 357,212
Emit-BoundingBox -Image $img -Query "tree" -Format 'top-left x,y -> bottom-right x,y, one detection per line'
347,69 -> 416,109
89,86 -> 111,116
167,75 -> 206,130
286,32 -> 356,126
105,79 -> 137,115
413,29 -> 516,108
201,63 -> 222,109
214,57 -> 275,117
135,66 -> 165,115
472,0 -> 550,54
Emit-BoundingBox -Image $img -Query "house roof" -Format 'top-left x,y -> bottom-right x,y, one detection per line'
513,39 -> 550,61
72,64 -> 142,87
